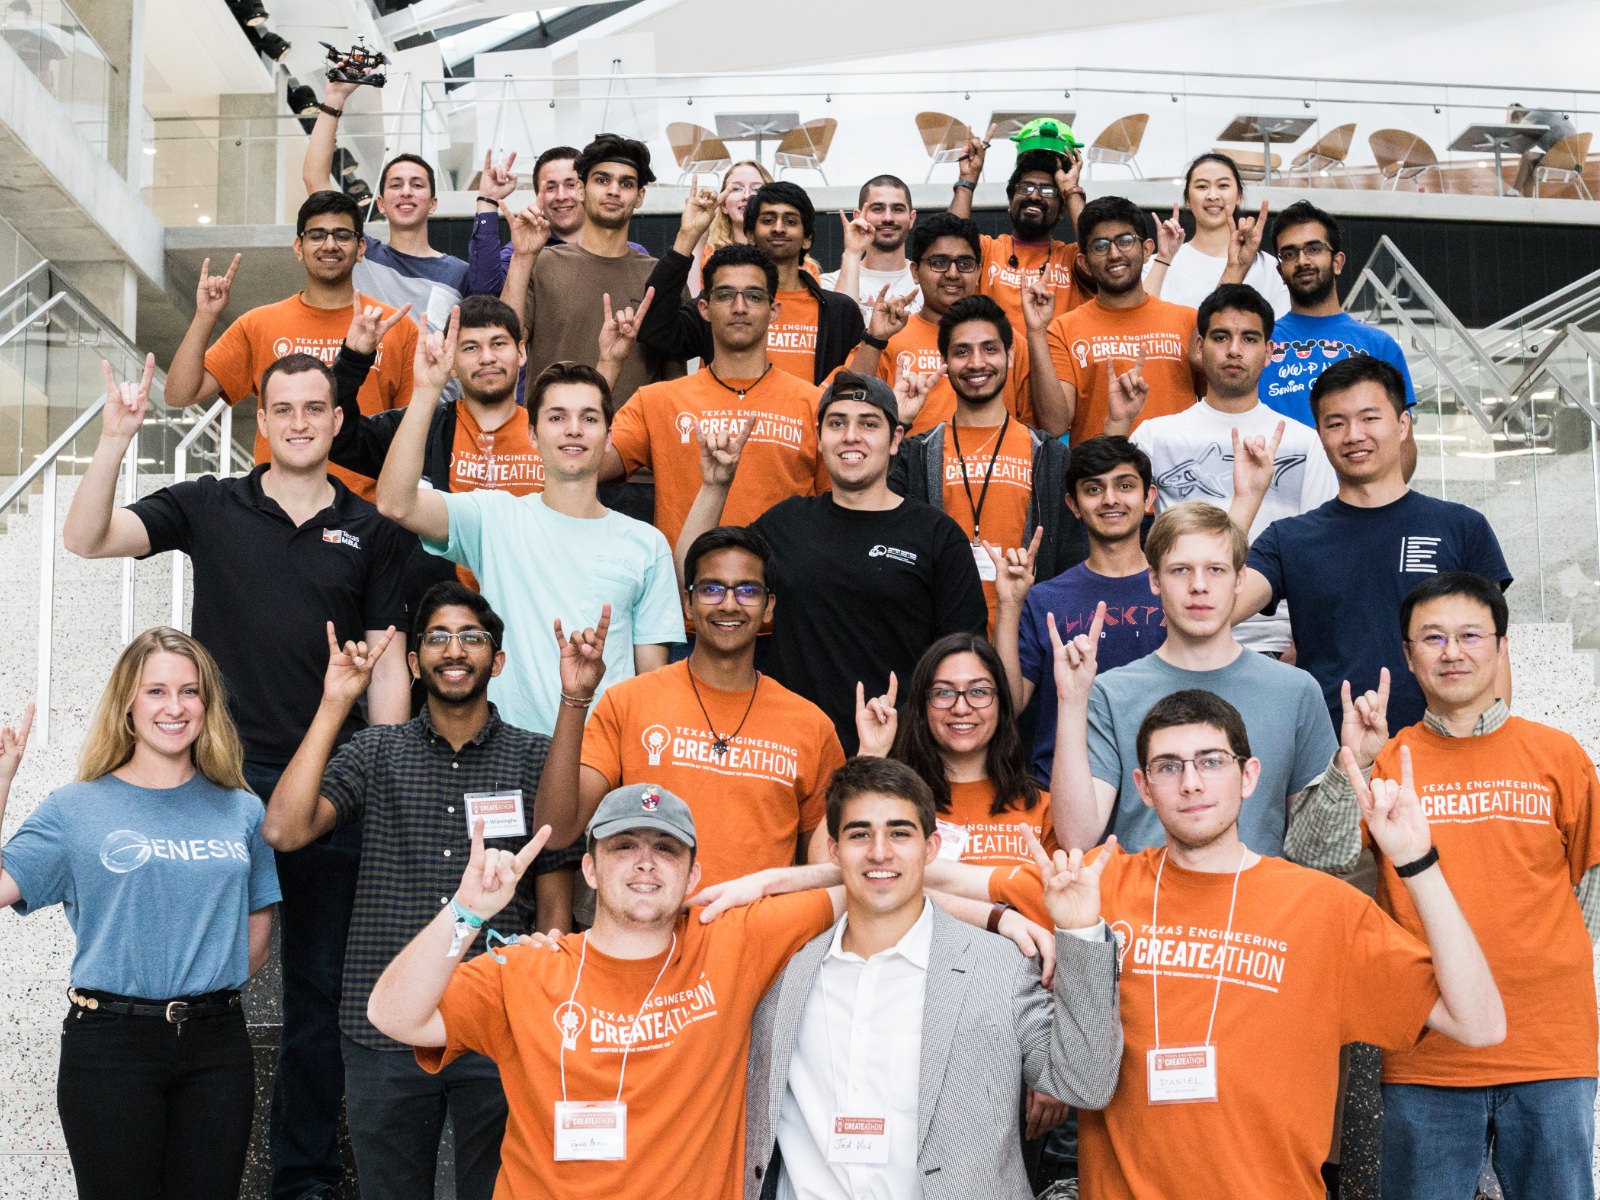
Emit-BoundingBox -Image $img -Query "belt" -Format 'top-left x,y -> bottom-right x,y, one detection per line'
68,988 -> 242,1023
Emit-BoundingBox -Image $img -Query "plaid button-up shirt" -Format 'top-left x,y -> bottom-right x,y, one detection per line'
323,703 -> 550,1049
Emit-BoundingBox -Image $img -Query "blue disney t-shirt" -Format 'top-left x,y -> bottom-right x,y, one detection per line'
1258,310 -> 1417,429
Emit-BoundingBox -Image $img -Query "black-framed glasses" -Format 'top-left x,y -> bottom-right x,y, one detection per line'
1142,752 -> 1245,785
1015,182 -> 1061,199
927,685 -> 997,710
707,286 -> 770,307
301,228 -> 358,245
1277,241 -> 1331,264
690,581 -> 769,606
921,254 -> 979,274
421,629 -> 495,649
1405,631 -> 1494,653
1086,232 -> 1140,256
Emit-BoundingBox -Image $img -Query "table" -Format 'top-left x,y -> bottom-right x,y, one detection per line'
714,111 -> 801,161
1448,123 -> 1548,196
987,111 -> 1077,140
1216,114 -> 1317,186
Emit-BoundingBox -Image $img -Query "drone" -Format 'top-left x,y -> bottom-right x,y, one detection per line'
321,36 -> 388,87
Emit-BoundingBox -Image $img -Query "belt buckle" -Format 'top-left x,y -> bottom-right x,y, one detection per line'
165,1000 -> 190,1024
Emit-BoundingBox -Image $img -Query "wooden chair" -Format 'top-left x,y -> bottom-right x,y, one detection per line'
1084,114 -> 1149,179
1289,123 -> 1356,186
916,111 -> 972,181
1368,129 -> 1444,191
666,122 -> 732,183
1215,147 -> 1283,182
1534,131 -> 1593,199
773,118 -> 837,184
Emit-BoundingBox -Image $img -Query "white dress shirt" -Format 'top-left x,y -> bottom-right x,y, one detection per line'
776,900 -> 934,1200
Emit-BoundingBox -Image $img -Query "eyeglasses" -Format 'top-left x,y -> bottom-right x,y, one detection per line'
1015,182 -> 1061,199
707,286 -> 771,307
421,629 -> 495,649
1277,241 -> 1331,264
690,581 -> 770,606
1086,232 -> 1141,256
1142,752 -> 1245,784
301,228 -> 358,246
1405,631 -> 1495,653
727,183 -> 761,196
921,254 -> 979,274
927,685 -> 997,709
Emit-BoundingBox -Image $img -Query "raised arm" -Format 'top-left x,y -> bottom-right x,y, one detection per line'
468,151 -> 518,296
63,358 -> 157,560
1099,347 -> 1150,439
1024,279 -> 1072,438
330,298 -> 412,476
531,608 -> 612,847
0,701 -> 37,909
1357,746 -> 1505,1048
368,818 -> 552,1047
596,286 -> 656,401
375,308 -> 456,542
1144,203 -> 1185,299
1221,201 -> 1270,286
948,123 -> 993,219
1046,604 -> 1119,851
263,623 -> 395,850
985,530 -> 1042,709
848,286 -> 916,376
829,210 -> 874,307
496,200 -> 551,335
672,415 -> 753,587
164,254 -> 239,408
1284,670 -> 1391,873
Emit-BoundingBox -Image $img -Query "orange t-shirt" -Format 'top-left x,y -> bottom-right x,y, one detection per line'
422,891 -> 835,1200
991,851 -> 1438,1200
1369,717 -> 1600,1087
1045,296 -> 1198,447
979,234 -> 1088,338
768,288 -> 821,382
938,418 -> 1035,626
204,292 -> 418,500
610,369 -> 825,551
448,405 -> 542,590
582,662 -> 844,888
938,778 -> 1055,866
874,315 -> 1034,435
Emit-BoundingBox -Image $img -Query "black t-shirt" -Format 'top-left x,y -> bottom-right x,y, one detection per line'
750,494 -> 987,752
130,466 -> 415,765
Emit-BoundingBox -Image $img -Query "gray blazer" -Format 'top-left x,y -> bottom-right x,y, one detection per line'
744,906 -> 1122,1200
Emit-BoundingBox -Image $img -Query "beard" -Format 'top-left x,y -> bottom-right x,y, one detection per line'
1287,267 -> 1336,306
951,369 -> 1008,407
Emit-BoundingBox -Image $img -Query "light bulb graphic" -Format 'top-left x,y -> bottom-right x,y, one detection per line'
642,724 -> 671,766
675,413 -> 696,444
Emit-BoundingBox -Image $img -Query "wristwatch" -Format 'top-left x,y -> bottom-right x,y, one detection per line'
954,179 -> 977,192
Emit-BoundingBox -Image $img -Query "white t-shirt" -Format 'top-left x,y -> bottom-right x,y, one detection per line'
1152,243 -> 1291,317
1132,399 -> 1336,653
820,262 -> 922,321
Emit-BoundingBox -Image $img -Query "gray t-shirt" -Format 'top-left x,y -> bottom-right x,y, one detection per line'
1086,647 -> 1336,855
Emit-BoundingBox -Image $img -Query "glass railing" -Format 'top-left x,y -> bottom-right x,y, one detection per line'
1,0 -> 114,155
144,66 -> 1600,227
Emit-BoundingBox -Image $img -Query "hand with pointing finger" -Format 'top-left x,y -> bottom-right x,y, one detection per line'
456,816 -> 553,923
1047,602 -> 1105,710
1021,275 -> 1057,336
1227,199 -> 1271,277
1154,202 -> 1186,265
1230,420 -> 1285,506
1104,348 -> 1150,430
1340,668 -> 1392,772
500,199 -> 550,259
894,366 -> 944,430
0,699 -> 35,787
1344,744 -> 1431,868
983,527 -> 1043,611
479,149 -> 519,203
854,673 -> 899,758
958,122 -> 998,184
698,413 -> 755,488
868,286 -> 919,342
839,209 -> 873,260
598,287 -> 656,372
678,177 -> 723,245
100,355 -> 157,442
195,254 -> 241,321
321,622 -> 397,708
555,605 -> 611,703
345,295 -> 412,356
414,306 -> 461,396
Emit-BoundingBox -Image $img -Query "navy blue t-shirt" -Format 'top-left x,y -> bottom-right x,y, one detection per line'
1259,311 -> 1416,429
1248,490 -> 1511,732
1017,563 -> 1166,783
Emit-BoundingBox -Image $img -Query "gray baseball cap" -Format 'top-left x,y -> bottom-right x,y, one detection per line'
816,371 -> 901,429
586,783 -> 697,848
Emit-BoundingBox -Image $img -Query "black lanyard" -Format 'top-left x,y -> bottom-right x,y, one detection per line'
950,416 -> 1009,542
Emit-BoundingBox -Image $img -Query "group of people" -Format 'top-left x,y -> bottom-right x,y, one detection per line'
0,107 -> 1593,1200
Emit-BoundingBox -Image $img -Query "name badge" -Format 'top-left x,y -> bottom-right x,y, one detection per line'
553,1100 -> 627,1160
464,789 -> 526,840
1147,1045 -> 1218,1104
935,820 -> 970,862
972,542 -> 997,581
827,1114 -> 890,1164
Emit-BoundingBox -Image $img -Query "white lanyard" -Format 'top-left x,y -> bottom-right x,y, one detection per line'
1149,848 -> 1246,1050
557,932 -> 677,1104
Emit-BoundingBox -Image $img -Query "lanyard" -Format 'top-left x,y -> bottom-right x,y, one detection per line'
558,932 -> 677,1104
1150,848 -> 1245,1050
949,416 -> 1009,543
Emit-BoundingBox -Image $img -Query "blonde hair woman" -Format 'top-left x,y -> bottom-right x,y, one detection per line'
687,159 -> 771,295
0,627 -> 279,1200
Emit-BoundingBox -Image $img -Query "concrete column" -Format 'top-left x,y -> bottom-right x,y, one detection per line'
218,92 -> 281,226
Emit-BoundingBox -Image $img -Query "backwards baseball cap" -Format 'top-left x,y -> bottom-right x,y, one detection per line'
816,371 -> 901,429
586,783 -> 696,848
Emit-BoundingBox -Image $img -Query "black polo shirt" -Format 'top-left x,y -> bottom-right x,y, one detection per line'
319,704 -> 549,1049
131,465 -> 414,765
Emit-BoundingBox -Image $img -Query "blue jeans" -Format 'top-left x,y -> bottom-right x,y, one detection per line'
244,759 -> 362,1200
1381,1076 -> 1597,1200
341,1035 -> 507,1200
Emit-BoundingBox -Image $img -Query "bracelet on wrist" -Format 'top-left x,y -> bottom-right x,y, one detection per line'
1394,845 -> 1439,878
860,332 -> 889,351
1154,258 -> 1172,266
318,103 -> 343,119
476,195 -> 501,208
559,691 -> 595,709
953,179 -> 977,192
986,901 -> 1015,934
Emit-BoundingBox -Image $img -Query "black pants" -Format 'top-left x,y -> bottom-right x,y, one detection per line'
57,1003 -> 254,1199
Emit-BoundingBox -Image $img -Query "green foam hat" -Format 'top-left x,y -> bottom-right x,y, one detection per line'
1011,118 -> 1083,155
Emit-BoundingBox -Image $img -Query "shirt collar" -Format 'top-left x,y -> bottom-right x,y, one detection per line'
826,898 -> 933,970
1421,698 -> 1509,738
419,702 -> 502,748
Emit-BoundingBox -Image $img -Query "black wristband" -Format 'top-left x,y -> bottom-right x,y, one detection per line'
861,332 -> 889,351
953,179 -> 977,192
318,103 -> 343,119
1394,845 -> 1439,878
476,196 -> 501,208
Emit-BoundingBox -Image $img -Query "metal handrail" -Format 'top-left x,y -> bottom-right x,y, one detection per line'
0,396 -> 108,515
169,399 -> 234,628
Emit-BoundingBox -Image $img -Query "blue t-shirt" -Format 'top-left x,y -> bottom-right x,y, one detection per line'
1017,563 -> 1166,783
4,774 -> 280,996
355,237 -> 471,334
1087,649 -> 1336,855
1258,311 -> 1416,429
1248,490 -> 1512,732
